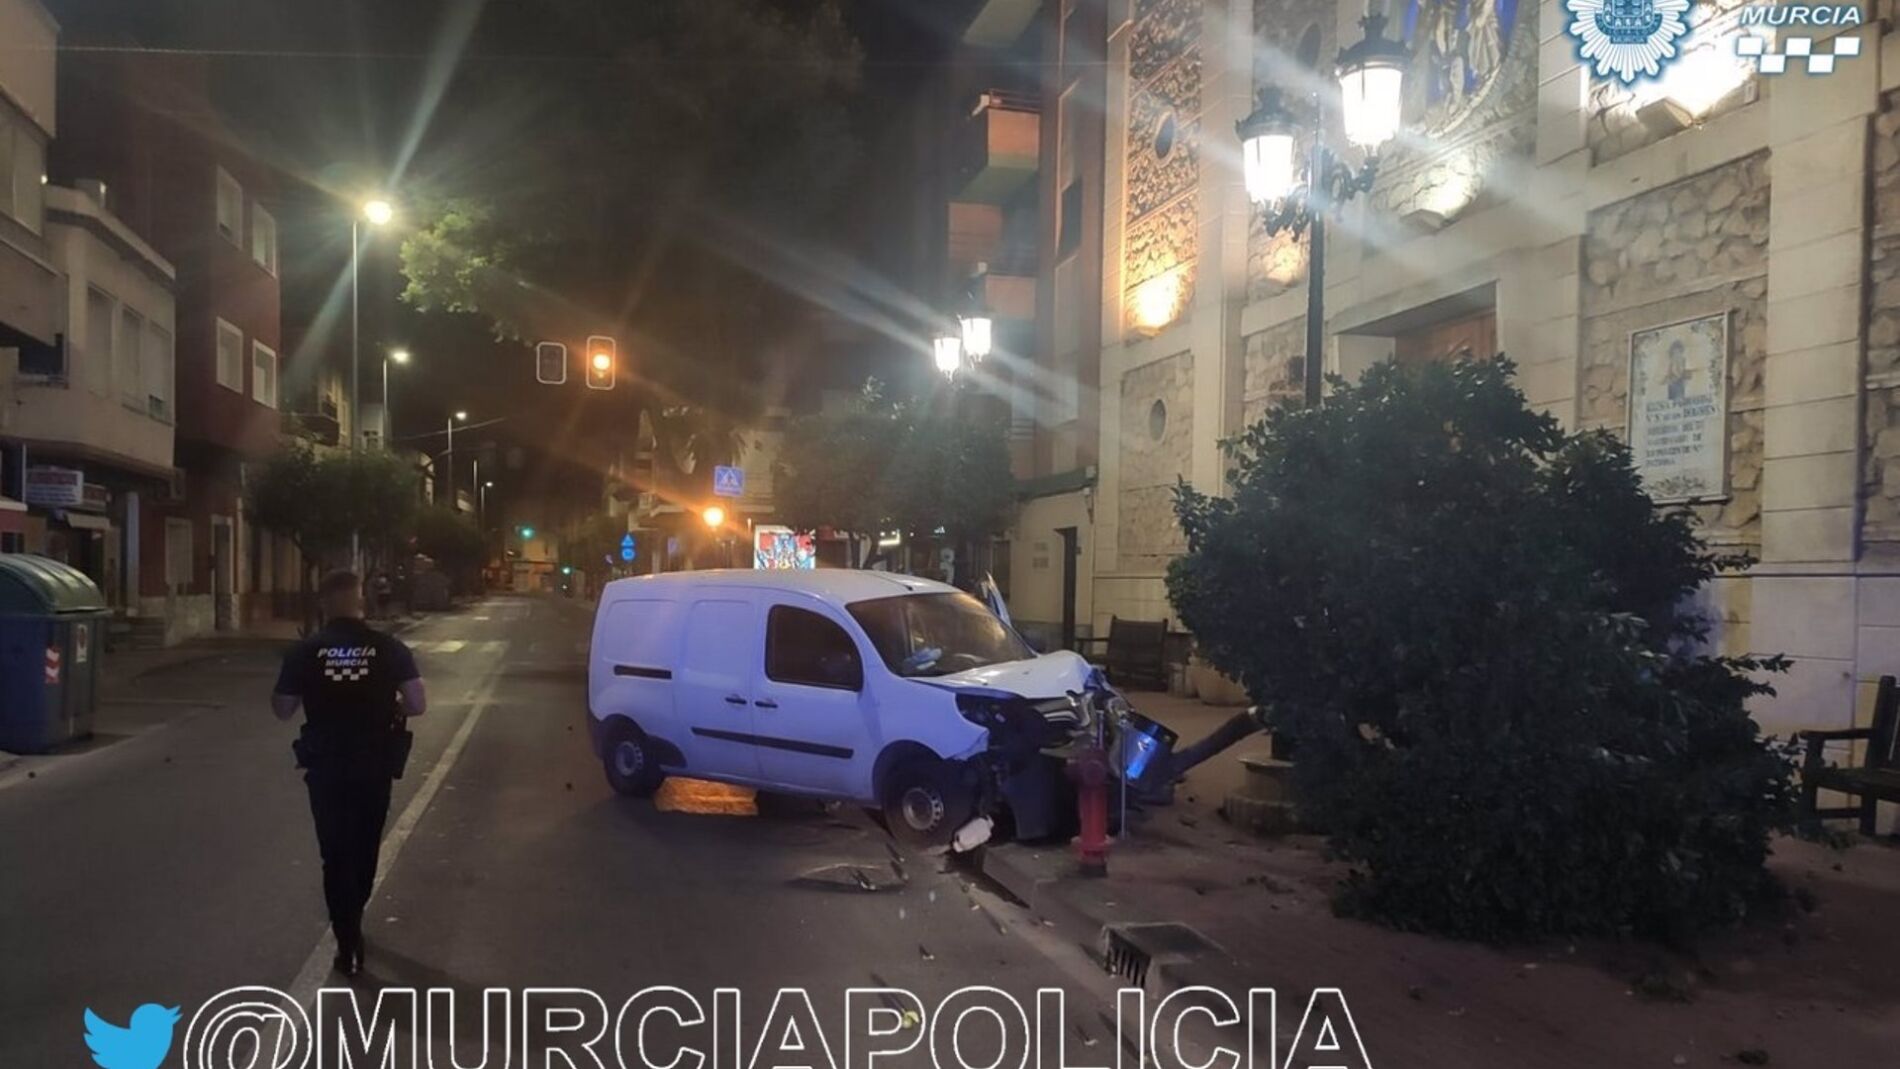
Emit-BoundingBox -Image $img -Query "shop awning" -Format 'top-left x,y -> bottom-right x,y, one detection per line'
59,511 -> 111,531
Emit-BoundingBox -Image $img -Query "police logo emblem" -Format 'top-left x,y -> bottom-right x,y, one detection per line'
319,645 -> 377,683
1565,0 -> 1691,82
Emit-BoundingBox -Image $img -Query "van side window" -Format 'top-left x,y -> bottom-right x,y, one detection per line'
765,605 -> 863,691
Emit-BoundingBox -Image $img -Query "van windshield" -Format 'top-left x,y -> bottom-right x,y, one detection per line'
846,592 -> 1035,678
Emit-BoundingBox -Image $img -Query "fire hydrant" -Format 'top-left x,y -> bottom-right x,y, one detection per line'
1068,741 -> 1112,877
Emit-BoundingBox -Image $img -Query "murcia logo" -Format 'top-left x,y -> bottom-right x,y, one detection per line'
1566,0 -> 1693,83
1735,5 -> 1864,74
320,645 -> 376,683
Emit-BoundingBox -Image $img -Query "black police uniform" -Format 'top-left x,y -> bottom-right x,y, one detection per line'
274,616 -> 420,950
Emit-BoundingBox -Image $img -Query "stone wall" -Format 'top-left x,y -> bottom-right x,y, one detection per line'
1579,153 -> 1770,547
1117,353 -> 1194,569
1865,98 -> 1900,546
1123,0 -> 1202,335
1588,2 -> 1758,164
1366,2 -> 1538,225
1241,317 -> 1306,427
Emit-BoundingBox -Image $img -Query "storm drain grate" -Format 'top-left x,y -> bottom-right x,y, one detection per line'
1099,922 -> 1222,991
1103,929 -> 1151,987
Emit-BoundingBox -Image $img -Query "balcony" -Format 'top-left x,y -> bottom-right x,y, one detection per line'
962,0 -> 1040,47
952,91 -> 1039,205
980,269 -> 1036,322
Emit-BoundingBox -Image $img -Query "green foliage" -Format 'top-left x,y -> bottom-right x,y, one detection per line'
248,443 -> 419,561
774,380 -> 1015,551
413,506 -> 486,578
396,0 -> 860,398
398,199 -> 523,334
1169,357 -> 1796,942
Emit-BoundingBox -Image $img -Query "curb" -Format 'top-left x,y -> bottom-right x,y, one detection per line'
977,843 -> 1117,957
978,843 -> 1271,1057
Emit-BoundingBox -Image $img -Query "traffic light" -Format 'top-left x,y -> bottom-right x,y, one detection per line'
585,335 -> 615,390
534,341 -> 567,385
519,526 -> 535,539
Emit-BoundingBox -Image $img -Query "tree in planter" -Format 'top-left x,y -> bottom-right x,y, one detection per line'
248,443 -> 419,630
413,506 -> 486,594
774,380 -> 1014,574
1168,357 -> 1796,941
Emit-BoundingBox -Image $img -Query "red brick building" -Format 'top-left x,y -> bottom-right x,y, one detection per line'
52,51 -> 288,639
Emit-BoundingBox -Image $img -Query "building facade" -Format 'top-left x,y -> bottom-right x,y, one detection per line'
0,0 -> 62,551
53,51 -> 288,640
1041,0 -> 1895,736
9,183 -> 177,619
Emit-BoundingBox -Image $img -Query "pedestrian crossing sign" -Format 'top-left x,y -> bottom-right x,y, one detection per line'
713,465 -> 745,498
620,533 -> 637,561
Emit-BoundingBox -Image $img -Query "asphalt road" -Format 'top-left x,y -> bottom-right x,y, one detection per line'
0,595 -> 1122,1069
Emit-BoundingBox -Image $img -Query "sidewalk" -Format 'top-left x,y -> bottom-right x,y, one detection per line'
980,692 -> 1900,1068
0,612 -> 431,774
99,611 -> 425,695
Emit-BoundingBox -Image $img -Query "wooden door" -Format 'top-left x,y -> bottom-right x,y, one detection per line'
1393,311 -> 1498,368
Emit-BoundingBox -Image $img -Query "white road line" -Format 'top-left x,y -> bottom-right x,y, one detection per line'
481,639 -> 507,658
287,668 -> 500,1007
428,639 -> 467,654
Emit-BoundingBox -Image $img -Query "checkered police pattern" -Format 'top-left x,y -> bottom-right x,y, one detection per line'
1736,32 -> 1861,74
319,645 -> 377,683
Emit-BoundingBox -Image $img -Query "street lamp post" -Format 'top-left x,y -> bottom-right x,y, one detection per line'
445,410 -> 468,506
383,347 -> 410,448
351,198 -> 395,452
1237,13 -> 1407,406
349,197 -> 394,570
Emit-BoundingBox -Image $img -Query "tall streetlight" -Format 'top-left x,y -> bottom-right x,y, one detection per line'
347,198 -> 394,569
444,409 -> 468,506
351,198 -> 395,451
1237,13 -> 1407,406
382,347 -> 410,448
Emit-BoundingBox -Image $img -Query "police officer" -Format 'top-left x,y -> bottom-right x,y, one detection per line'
271,569 -> 426,977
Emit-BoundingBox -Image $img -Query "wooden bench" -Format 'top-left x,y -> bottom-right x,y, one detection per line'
1073,616 -> 1169,690
1799,674 -> 1900,835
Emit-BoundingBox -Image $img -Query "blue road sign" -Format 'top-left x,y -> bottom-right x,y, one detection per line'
620,532 -> 637,561
713,465 -> 745,498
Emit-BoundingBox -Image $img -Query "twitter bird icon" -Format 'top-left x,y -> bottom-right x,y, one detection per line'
84,1004 -> 181,1069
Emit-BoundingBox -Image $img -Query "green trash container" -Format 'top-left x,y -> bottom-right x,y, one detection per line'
0,554 -> 109,753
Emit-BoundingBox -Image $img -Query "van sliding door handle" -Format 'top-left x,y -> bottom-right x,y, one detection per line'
724,694 -> 747,705
754,699 -> 778,709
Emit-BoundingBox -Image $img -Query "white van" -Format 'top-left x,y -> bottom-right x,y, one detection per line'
587,569 -> 1093,844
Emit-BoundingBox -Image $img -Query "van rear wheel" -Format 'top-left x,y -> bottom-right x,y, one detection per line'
880,757 -> 974,849
603,722 -> 665,798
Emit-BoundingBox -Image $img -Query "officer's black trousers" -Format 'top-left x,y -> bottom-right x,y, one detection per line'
304,770 -> 393,942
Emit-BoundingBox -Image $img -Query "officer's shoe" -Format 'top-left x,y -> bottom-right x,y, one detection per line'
333,930 -> 365,978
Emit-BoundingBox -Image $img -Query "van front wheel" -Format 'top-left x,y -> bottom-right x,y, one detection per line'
602,722 -> 665,798
880,757 -> 974,849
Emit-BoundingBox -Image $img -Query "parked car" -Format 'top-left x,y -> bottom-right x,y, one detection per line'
586,569 -> 1095,845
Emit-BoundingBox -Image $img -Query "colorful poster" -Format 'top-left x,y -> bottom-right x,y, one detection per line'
754,526 -> 816,570
1628,312 -> 1729,503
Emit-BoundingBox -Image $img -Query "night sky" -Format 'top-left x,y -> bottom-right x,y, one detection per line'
41,0 -> 967,515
